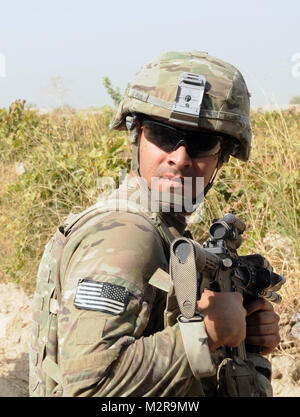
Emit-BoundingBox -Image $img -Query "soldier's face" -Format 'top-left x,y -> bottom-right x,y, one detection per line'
138,128 -> 220,200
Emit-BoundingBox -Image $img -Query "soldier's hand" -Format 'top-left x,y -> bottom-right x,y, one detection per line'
245,298 -> 280,355
196,289 -> 247,352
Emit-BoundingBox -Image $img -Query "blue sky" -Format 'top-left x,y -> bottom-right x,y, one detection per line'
0,0 -> 299,109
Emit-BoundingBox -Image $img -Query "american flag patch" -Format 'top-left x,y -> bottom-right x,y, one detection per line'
74,279 -> 129,315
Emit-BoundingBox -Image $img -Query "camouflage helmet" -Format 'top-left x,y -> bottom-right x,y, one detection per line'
110,50 -> 252,161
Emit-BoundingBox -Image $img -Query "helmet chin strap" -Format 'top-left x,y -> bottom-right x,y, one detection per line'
127,115 -> 141,176
203,145 -> 227,196
203,171 -> 217,196
203,159 -> 222,196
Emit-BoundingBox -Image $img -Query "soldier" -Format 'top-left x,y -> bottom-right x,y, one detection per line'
29,51 -> 280,397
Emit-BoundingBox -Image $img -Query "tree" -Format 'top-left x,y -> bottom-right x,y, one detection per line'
289,96 -> 300,105
47,76 -> 69,108
102,77 -> 130,107
102,77 -> 122,106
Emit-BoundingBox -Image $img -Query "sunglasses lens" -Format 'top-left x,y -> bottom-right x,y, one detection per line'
187,135 -> 222,157
142,122 -> 178,152
142,120 -> 222,157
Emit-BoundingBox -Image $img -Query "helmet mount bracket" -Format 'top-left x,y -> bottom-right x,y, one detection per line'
170,73 -> 206,127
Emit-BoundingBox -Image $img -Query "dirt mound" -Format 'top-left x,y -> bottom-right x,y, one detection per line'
270,311 -> 300,397
0,282 -> 32,397
0,282 -> 299,397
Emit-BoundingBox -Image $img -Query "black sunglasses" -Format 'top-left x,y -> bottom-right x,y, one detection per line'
141,119 -> 223,158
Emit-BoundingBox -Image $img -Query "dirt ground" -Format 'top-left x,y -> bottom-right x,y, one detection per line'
0,282 -> 299,397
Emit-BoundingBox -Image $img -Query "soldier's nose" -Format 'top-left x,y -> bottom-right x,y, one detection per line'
166,142 -> 193,169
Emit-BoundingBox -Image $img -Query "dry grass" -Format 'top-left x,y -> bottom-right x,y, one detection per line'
0,101 -> 299,310
191,109 -> 300,312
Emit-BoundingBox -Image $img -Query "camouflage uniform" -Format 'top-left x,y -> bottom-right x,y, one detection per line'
29,51 -> 273,397
30,176 -> 208,396
30,176 -> 272,397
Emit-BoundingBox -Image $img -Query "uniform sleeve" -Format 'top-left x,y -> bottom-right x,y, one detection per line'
57,211 -> 199,397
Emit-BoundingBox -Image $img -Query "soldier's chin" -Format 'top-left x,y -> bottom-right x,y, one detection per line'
157,191 -> 195,214
157,177 -> 184,192
154,181 -> 195,199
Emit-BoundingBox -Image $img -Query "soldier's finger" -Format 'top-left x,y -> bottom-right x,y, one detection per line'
246,333 -> 280,355
245,298 -> 274,316
246,323 -> 279,336
246,310 -> 280,326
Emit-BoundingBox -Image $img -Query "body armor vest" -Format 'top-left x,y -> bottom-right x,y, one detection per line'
29,197 -> 177,396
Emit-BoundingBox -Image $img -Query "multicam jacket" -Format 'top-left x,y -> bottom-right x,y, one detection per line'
29,176 -> 272,397
29,176 -> 205,396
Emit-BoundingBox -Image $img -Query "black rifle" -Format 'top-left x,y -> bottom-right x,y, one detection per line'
170,213 -> 285,396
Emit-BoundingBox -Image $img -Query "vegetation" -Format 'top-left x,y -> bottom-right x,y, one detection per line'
289,96 -> 300,105
0,100 -> 299,317
102,77 -> 123,107
102,77 -> 131,107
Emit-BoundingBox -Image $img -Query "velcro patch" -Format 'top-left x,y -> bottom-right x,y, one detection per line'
74,279 -> 129,315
